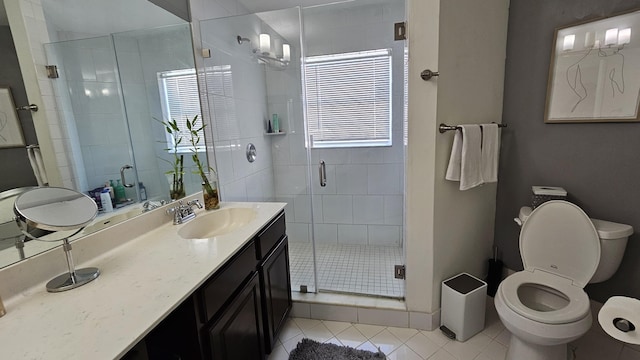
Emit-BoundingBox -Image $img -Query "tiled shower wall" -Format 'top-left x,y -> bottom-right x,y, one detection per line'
271,1 -> 406,247
200,13 -> 278,202
46,36 -> 135,196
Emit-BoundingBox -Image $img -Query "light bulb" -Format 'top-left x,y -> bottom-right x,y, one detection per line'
283,44 -> 291,62
562,34 -> 575,51
259,33 -> 270,54
605,28 -> 618,46
618,28 -> 631,45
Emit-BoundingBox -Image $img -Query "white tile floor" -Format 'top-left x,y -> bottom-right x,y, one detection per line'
269,299 -> 640,360
289,242 -> 404,298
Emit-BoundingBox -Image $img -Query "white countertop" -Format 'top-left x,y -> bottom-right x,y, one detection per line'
0,201 -> 285,360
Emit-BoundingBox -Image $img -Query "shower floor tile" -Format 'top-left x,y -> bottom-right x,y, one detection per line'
289,242 -> 404,298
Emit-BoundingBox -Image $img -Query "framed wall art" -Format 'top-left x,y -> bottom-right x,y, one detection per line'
0,87 -> 25,147
545,8 -> 640,123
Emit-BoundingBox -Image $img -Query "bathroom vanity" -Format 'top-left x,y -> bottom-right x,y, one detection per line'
0,201 -> 290,360
128,211 -> 291,360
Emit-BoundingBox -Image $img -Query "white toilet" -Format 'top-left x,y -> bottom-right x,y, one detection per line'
495,200 -> 633,360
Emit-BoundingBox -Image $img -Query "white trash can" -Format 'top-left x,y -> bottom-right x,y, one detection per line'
440,272 -> 487,341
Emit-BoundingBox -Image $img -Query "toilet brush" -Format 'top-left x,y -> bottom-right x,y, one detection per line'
487,246 -> 503,297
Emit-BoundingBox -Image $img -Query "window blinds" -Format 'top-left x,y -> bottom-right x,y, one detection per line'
305,49 -> 392,148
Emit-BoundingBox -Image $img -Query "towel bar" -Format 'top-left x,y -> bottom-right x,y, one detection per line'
439,123 -> 507,133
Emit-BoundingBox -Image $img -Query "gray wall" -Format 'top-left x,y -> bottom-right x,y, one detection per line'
495,0 -> 640,303
0,26 -> 37,192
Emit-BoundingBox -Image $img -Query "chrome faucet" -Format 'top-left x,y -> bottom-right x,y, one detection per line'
166,199 -> 203,225
143,200 -> 166,212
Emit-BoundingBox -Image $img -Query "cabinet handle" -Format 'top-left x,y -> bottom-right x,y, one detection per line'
319,160 -> 326,187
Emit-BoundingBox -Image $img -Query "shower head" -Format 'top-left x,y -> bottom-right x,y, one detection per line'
237,35 -> 251,45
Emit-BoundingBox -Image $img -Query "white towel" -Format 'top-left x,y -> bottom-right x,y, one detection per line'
445,125 -> 483,190
27,146 -> 48,186
480,124 -> 500,183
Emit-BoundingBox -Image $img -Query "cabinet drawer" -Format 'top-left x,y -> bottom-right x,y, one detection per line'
255,211 -> 286,260
200,240 -> 257,323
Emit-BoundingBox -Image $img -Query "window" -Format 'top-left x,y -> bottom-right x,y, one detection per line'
158,68 -> 204,153
304,49 -> 392,148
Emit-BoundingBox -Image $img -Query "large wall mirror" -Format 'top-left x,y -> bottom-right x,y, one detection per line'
0,0 -> 207,269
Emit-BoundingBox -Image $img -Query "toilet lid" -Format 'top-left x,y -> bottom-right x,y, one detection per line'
520,200 -> 600,287
499,270 -> 591,324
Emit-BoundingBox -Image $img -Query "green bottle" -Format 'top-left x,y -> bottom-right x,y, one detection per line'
115,179 -> 126,203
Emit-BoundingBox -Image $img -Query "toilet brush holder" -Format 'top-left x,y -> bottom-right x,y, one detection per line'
486,259 -> 503,297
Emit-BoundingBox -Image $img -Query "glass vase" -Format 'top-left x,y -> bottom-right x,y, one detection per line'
167,173 -> 185,200
202,172 -> 220,210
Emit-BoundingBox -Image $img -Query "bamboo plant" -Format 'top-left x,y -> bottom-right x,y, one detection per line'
161,118 -> 185,200
186,115 -> 219,210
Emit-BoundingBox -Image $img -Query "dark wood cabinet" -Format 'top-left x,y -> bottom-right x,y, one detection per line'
259,236 -> 292,353
208,272 -> 264,360
126,210 -> 289,360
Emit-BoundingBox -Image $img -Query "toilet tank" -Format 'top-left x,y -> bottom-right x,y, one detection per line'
516,207 -> 633,283
589,219 -> 633,283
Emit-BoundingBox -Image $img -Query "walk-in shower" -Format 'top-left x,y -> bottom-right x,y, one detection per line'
201,0 -> 407,299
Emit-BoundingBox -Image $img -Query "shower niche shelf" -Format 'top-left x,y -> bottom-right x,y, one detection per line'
264,131 -> 286,136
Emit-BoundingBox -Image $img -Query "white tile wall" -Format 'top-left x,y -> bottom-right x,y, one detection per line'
201,15 -> 277,202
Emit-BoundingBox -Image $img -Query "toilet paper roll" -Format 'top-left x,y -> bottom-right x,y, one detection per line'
598,296 -> 640,344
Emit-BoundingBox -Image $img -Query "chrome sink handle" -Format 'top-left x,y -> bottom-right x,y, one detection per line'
143,200 -> 166,212
166,200 -> 201,225
187,199 -> 203,209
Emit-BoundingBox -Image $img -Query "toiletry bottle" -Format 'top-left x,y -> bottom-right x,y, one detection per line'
267,119 -> 273,133
110,180 -> 117,200
115,179 -> 126,203
272,114 -> 279,133
104,181 -> 114,199
100,188 -> 113,212
138,182 -> 147,201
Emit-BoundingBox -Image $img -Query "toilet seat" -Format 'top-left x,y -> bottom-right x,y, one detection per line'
519,201 -> 600,287
500,270 -> 590,325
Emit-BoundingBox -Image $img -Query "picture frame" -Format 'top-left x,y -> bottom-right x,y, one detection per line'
545,8 -> 640,123
0,87 -> 25,147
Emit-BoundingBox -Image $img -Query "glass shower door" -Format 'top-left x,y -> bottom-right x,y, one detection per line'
303,0 -> 407,298
199,8 -> 318,293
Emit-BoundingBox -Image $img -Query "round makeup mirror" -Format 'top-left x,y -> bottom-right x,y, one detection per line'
14,187 -> 99,292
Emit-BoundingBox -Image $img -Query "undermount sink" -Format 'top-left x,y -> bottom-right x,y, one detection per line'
177,207 -> 257,239
82,208 -> 144,235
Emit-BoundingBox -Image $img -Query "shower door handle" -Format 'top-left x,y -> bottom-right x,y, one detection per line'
120,165 -> 135,188
319,160 -> 327,187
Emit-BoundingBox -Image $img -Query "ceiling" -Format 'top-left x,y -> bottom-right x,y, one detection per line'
238,0 -> 355,14
40,0 -> 184,37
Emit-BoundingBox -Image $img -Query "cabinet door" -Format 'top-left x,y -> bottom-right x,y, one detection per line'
259,236 -> 292,353
208,272 -> 265,360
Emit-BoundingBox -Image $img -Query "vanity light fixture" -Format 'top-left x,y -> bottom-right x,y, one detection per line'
237,34 -> 290,70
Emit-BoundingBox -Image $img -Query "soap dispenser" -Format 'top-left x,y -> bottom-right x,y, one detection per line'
114,179 -> 126,203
